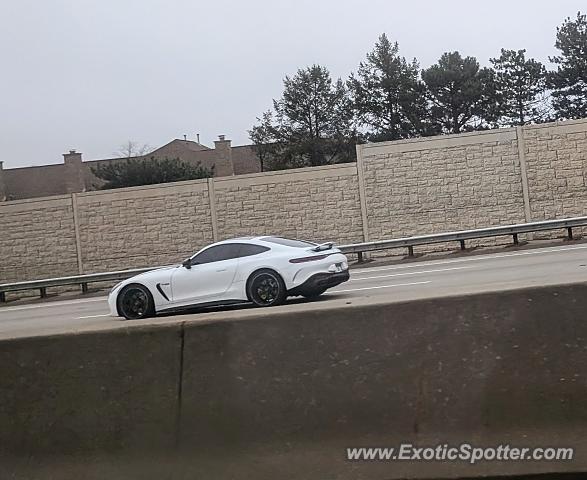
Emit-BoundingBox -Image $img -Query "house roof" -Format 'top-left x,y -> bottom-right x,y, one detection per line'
164,139 -> 211,152
145,139 -> 211,157
182,140 -> 211,152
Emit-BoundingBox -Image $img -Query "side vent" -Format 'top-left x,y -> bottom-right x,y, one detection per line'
156,283 -> 170,301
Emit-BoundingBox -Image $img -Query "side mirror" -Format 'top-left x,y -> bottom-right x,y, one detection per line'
182,259 -> 192,269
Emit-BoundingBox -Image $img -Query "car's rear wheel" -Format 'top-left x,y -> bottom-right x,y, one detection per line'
301,288 -> 327,299
247,269 -> 287,307
117,284 -> 155,320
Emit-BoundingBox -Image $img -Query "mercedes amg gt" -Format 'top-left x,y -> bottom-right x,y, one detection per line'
108,236 -> 350,320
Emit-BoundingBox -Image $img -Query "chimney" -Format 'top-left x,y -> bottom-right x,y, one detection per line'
213,135 -> 234,176
63,150 -> 85,193
63,149 -> 81,160
0,161 -> 6,201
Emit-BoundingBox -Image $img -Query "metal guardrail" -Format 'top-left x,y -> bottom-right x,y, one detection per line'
0,266 -> 162,302
1,216 -> 586,302
337,216 -> 587,262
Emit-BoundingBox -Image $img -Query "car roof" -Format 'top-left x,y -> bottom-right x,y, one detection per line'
213,236 -> 262,244
189,236 -> 318,258
211,236 -> 314,248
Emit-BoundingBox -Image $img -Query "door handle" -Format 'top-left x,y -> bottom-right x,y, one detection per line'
216,268 -> 227,272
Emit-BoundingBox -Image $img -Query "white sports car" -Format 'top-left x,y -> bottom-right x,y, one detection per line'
108,236 -> 350,320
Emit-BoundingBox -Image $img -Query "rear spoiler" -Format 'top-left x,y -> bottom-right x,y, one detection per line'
312,242 -> 334,252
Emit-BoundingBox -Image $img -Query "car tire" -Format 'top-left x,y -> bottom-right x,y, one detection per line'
117,284 -> 155,320
246,269 -> 287,307
301,288 -> 327,299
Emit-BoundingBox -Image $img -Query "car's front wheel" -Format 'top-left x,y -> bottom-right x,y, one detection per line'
117,284 -> 155,320
247,269 -> 287,307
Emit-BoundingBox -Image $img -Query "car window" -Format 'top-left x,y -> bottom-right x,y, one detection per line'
238,244 -> 270,257
262,237 -> 316,248
192,244 -> 241,264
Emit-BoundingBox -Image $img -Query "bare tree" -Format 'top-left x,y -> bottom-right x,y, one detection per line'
114,140 -> 151,159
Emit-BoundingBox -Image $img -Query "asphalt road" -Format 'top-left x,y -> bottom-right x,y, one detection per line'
1,243 -> 586,340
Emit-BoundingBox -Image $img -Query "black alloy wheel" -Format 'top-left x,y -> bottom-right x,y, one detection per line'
117,284 -> 154,320
247,270 -> 287,307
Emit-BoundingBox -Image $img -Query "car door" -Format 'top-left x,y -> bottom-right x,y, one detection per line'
170,244 -> 241,305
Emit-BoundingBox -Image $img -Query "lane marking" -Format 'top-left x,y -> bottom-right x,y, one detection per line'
1,244 -> 584,314
76,314 -> 111,319
0,297 -> 108,313
351,244 -> 587,274
332,281 -> 431,293
350,265 -> 472,281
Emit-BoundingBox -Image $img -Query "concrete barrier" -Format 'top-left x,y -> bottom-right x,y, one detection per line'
1,283 -> 587,479
0,325 -> 182,478
178,283 -> 587,479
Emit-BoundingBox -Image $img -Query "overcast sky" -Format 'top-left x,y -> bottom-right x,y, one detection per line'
0,0 -> 584,168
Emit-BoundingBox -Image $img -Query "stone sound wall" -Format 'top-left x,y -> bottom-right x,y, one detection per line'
1,119 -> 585,283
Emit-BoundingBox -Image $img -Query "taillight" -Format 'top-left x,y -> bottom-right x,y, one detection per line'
289,254 -> 328,263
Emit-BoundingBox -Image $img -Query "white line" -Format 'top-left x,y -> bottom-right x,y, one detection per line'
351,244 -> 587,274
1,244 -> 584,313
332,281 -> 431,293
351,265 -> 472,281
0,297 -> 108,312
76,314 -> 111,319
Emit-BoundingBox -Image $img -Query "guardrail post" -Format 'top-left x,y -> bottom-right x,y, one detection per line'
513,233 -> 519,245
40,287 -> 47,299
357,252 -> 364,263
81,282 -> 88,294
459,239 -> 466,251
407,246 -> 414,257
0,292 -> 5,303
567,227 -> 573,240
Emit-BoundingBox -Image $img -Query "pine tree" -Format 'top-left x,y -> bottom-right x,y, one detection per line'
422,52 -> 498,134
490,49 -> 548,126
349,34 -> 428,141
249,65 -> 356,170
549,12 -> 587,119
92,157 -> 214,189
